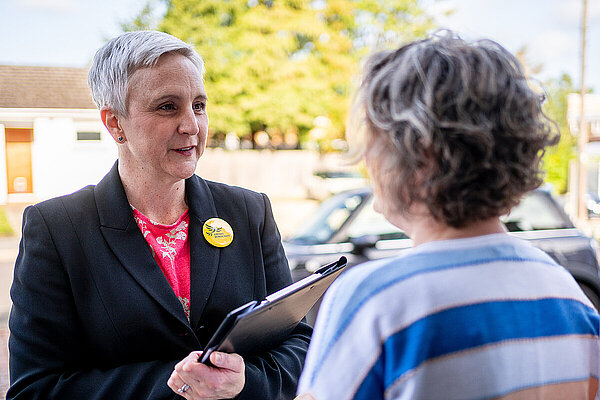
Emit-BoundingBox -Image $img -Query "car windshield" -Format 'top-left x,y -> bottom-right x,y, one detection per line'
287,192 -> 365,244
345,197 -> 407,240
287,189 -> 572,245
501,190 -> 572,231
314,171 -> 363,179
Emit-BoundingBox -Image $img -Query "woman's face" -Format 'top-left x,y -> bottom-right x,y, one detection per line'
118,53 -> 208,182
365,152 -> 400,223
365,145 -> 413,234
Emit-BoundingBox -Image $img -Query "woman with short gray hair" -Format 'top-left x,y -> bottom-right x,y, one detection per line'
8,30 -> 311,399
296,32 -> 599,400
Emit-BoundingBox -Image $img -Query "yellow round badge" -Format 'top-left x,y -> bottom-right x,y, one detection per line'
203,218 -> 234,248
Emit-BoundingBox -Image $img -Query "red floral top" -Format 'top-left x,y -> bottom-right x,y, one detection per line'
132,208 -> 191,320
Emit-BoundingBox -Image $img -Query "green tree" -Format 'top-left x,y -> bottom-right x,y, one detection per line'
542,73 -> 577,194
513,47 -> 575,194
151,0 -> 434,148
120,1 -> 162,32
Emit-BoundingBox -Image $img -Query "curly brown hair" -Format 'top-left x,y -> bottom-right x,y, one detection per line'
352,32 -> 560,228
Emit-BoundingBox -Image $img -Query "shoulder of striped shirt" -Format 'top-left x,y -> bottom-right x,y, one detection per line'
310,239 -> 593,374
302,241 -> 598,399
332,238 -> 564,311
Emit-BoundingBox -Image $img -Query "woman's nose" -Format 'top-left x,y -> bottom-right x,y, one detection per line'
178,107 -> 200,136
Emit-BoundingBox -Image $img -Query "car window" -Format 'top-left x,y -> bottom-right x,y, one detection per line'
346,197 -> 408,240
314,171 -> 363,179
288,189 -> 572,245
502,191 -> 572,231
288,193 -> 364,244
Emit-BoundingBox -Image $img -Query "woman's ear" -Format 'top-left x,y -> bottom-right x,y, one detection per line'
101,107 -> 126,144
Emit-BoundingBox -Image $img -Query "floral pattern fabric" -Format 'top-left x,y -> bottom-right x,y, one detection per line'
132,207 -> 191,320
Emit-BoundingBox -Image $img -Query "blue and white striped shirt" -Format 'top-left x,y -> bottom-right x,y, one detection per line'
297,233 -> 599,399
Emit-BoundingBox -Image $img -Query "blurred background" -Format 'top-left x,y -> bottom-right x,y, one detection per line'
0,0 -> 599,396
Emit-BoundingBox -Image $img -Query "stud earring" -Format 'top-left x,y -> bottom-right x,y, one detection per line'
117,136 -> 125,143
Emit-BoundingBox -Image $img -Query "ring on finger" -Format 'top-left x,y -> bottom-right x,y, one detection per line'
177,383 -> 190,394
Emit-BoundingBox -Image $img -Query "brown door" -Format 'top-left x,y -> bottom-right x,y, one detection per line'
5,128 -> 33,194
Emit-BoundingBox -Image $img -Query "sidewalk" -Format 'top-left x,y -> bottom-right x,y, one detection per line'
0,205 -> 22,398
0,235 -> 19,398
0,237 -> 19,323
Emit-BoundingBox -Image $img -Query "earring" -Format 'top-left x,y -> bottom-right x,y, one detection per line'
117,136 -> 125,143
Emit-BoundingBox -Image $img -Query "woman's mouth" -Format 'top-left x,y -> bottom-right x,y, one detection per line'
174,146 -> 195,156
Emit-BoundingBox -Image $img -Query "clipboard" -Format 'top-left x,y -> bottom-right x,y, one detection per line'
198,256 -> 347,364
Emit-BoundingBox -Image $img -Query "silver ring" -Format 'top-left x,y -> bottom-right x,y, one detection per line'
177,383 -> 190,394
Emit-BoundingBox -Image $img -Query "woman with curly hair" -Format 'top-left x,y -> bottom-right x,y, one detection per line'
296,32 -> 599,400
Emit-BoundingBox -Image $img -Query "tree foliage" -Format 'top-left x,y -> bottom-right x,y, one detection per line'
120,1 -> 161,32
542,73 -> 577,194
149,0 -> 434,148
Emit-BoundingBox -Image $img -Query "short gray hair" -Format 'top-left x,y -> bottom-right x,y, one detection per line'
352,31 -> 559,227
88,30 -> 205,117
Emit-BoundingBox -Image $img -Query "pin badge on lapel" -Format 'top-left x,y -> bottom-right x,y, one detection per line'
203,218 -> 233,247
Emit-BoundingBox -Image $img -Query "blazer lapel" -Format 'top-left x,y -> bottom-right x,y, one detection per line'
95,162 -> 190,326
185,175 -> 221,331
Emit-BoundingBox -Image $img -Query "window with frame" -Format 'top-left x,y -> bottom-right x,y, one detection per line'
77,131 -> 101,141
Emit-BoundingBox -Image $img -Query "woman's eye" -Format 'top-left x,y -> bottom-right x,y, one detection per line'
159,103 -> 175,111
194,102 -> 206,112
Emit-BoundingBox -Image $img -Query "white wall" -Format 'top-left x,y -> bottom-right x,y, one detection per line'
1,108 -> 362,205
196,149 -> 319,198
0,125 -> 7,205
196,149 -> 358,199
32,116 -> 117,200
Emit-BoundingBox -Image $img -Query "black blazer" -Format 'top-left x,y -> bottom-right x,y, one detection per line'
8,162 -> 312,399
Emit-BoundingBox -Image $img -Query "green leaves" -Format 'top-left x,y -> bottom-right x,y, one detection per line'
543,74 -> 577,194
126,0 -> 433,149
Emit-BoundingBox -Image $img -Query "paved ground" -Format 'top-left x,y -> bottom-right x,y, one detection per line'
0,204 -> 24,398
0,235 -> 20,398
0,199 -> 318,398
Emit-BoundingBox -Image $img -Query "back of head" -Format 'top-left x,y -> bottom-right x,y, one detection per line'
88,30 -> 205,117
354,31 -> 559,227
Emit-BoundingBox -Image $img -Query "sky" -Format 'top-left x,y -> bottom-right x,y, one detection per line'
426,0 -> 600,91
0,0 -> 599,91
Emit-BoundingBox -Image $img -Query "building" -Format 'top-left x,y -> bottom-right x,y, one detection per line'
567,93 -> 600,141
567,93 -> 600,221
0,65 -> 116,204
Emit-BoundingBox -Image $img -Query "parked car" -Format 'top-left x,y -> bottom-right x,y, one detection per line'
304,170 -> 368,200
586,192 -> 600,217
283,187 -> 600,324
